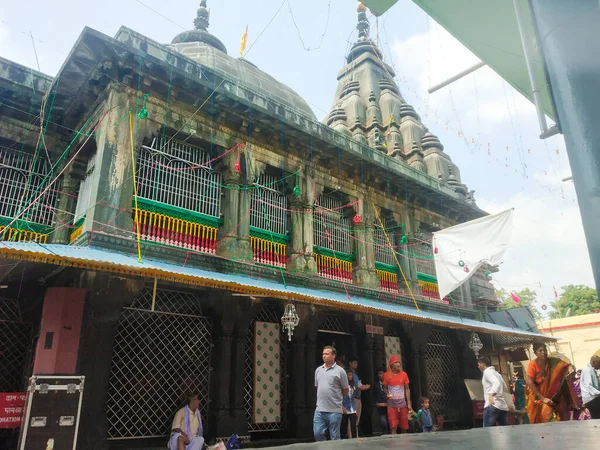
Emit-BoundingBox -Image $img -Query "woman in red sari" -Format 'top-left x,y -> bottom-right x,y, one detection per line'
526,343 -> 577,423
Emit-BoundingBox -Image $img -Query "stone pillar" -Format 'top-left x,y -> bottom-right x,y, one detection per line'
305,338 -> 317,414
361,333 -> 376,435
51,164 -> 78,244
231,327 -> 250,432
289,313 -> 310,438
287,173 -> 318,274
235,152 -> 253,263
210,325 -> 235,437
216,157 -> 242,260
402,322 -> 431,405
84,87 -> 155,239
353,200 -> 370,287
209,294 -> 254,439
303,176 -> 319,273
76,273 -> 144,450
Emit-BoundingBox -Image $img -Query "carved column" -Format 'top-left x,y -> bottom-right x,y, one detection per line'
231,325 -> 250,432
235,152 -> 253,263
403,322 -> 431,404
216,155 -> 242,259
51,164 -> 79,244
84,86 -> 156,239
303,176 -> 320,273
289,304 -> 311,437
287,193 -> 307,274
361,333 -> 376,435
76,273 -> 144,450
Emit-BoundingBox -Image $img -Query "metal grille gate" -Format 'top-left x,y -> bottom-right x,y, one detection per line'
425,329 -> 460,422
106,288 -> 212,439
244,304 -> 286,432
0,297 -> 33,441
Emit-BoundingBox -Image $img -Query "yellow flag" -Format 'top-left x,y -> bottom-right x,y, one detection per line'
240,25 -> 248,57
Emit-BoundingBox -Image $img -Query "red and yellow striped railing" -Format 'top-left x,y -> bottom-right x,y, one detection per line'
418,279 -> 439,298
315,254 -> 353,283
376,269 -> 398,292
132,208 -> 217,254
0,227 -> 48,244
250,236 -> 286,268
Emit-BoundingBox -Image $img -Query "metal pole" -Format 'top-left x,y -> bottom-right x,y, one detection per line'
512,0 -> 549,135
427,61 -> 486,94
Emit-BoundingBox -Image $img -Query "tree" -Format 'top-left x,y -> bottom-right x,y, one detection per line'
495,288 -> 543,320
549,284 -> 599,319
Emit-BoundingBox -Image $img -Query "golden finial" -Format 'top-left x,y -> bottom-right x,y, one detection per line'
357,2 -> 367,13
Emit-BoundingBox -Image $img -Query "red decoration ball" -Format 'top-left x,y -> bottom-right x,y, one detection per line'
463,266 -> 470,273
352,214 -> 363,225
234,160 -> 241,173
434,247 -> 439,254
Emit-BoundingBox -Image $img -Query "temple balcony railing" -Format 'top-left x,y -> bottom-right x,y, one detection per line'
417,272 -> 450,305
314,246 -> 353,283
131,198 -> 220,254
249,227 -> 287,268
375,262 -> 399,293
0,217 -> 50,244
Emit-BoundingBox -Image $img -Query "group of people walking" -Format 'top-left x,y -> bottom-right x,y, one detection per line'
478,343 -> 600,427
164,343 -> 600,448
313,346 -> 432,441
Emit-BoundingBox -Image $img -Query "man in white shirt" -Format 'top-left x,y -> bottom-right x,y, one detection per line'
580,355 -> 600,419
477,356 -> 509,427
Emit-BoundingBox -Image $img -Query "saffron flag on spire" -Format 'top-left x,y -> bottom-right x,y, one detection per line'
239,25 -> 248,57
433,209 -> 514,300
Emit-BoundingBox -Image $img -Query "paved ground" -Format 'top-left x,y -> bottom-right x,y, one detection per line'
256,420 -> 600,449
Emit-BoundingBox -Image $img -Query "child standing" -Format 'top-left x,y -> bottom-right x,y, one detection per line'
341,369 -> 359,439
412,397 -> 434,433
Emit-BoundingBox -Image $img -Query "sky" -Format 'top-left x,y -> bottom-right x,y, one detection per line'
0,0 -> 594,316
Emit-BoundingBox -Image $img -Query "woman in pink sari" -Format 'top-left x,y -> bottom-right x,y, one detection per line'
169,393 -> 204,450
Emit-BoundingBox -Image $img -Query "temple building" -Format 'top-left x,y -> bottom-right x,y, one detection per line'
0,2 -> 551,448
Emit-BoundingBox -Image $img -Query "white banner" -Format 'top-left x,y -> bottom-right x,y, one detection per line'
433,209 -> 513,299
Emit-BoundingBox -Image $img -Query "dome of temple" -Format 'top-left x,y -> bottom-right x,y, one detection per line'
169,1 -> 316,120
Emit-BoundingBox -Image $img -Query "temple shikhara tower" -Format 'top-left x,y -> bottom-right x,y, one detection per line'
0,2 -> 550,448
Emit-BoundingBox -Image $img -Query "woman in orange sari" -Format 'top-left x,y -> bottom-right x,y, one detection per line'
526,343 -> 577,423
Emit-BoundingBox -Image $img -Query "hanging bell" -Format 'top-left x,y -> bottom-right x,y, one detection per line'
400,235 -> 407,245
234,160 -> 241,173
292,184 -> 301,196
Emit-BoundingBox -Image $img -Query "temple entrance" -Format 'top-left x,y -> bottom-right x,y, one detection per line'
316,314 -> 356,366
105,287 -> 212,439
425,329 -> 460,423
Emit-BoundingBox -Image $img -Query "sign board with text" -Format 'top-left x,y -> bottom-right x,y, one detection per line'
0,393 -> 26,429
366,324 -> 384,335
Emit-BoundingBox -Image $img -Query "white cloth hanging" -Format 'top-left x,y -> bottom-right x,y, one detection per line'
433,209 -> 514,300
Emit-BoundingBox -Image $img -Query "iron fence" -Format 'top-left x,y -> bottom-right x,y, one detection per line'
425,329 -> 460,422
106,288 -> 212,439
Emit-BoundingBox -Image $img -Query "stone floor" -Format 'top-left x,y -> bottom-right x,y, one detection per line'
257,420 -> 600,450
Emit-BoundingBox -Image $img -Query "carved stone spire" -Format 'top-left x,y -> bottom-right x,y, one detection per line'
194,0 -> 210,31
356,2 -> 370,40
171,0 -> 227,53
